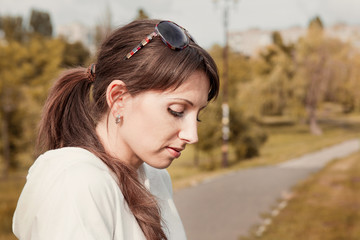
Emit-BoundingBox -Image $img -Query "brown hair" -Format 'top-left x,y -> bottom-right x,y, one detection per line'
37,19 -> 219,239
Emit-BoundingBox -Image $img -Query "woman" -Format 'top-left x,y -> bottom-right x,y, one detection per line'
13,19 -> 219,240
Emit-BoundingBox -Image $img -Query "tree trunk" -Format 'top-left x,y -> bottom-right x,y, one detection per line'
307,105 -> 322,135
305,53 -> 326,136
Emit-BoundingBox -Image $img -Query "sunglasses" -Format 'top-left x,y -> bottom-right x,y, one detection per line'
125,21 -> 194,60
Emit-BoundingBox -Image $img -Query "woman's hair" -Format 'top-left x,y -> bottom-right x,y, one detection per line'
37,19 -> 219,240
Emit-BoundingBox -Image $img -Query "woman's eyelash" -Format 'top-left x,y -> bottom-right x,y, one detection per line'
168,108 -> 184,117
168,108 -> 202,122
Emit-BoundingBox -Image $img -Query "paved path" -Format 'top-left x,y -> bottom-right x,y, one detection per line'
173,139 -> 360,240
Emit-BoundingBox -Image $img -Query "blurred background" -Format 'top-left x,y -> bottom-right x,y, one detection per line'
1,0 -> 360,239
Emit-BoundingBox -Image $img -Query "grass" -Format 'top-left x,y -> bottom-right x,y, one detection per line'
168,115 -> 360,189
241,151 -> 360,240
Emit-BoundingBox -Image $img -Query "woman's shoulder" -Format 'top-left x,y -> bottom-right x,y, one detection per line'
25,147 -> 121,200
34,147 -> 107,169
30,147 -> 110,179
13,148 -> 125,240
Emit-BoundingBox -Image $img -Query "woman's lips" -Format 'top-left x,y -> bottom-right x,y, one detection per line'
166,147 -> 182,158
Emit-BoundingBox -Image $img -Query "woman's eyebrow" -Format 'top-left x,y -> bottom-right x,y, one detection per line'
169,98 -> 208,109
170,98 -> 194,106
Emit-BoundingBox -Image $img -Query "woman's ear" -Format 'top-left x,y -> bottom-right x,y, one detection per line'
106,80 -> 128,118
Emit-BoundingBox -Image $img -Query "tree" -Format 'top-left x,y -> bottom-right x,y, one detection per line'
239,16 -> 356,135
0,37 -> 64,176
238,31 -> 296,118
29,9 -> 53,37
0,10 -> 76,177
292,16 -> 353,134
0,15 -> 25,42
0,10 -> 65,176
61,40 -> 90,67
296,17 -> 327,135
135,8 -> 149,20
337,52 -> 360,113
196,99 -> 222,166
195,45 -> 267,167
0,41 -> 31,176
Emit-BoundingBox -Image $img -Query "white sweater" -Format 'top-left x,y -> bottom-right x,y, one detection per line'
13,147 -> 186,240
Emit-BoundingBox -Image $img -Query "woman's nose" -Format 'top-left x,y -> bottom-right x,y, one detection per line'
178,118 -> 198,144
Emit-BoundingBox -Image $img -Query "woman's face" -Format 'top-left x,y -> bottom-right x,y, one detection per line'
118,71 -> 210,169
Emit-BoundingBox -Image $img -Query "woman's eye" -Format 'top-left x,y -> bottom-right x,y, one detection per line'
168,108 -> 184,118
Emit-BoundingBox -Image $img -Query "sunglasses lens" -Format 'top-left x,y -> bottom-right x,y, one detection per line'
157,21 -> 189,49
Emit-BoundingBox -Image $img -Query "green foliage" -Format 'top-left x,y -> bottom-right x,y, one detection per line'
197,97 -> 267,163
196,45 -> 267,163
0,16 -> 25,42
29,9 -> 53,37
0,8 -> 54,42
0,9 -> 90,175
238,36 -> 296,119
135,8 -> 150,20
229,108 -> 267,160
0,37 -> 65,170
61,40 -> 90,67
0,175 -> 25,238
336,52 -> 360,113
293,17 -> 354,134
0,41 -> 29,170
236,15 -> 360,135
271,31 -> 294,56
309,15 -> 324,30
197,100 -> 222,153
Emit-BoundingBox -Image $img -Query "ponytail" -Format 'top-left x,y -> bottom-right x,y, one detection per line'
37,68 -> 167,240
37,68 -> 95,152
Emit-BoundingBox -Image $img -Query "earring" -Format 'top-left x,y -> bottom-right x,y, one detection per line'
115,115 -> 122,124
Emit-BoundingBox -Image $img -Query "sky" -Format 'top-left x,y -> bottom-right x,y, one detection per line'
1,0 -> 360,48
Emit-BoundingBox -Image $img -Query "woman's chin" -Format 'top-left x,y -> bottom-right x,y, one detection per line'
145,159 -> 173,169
